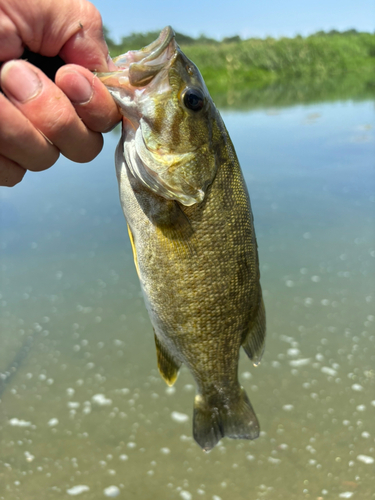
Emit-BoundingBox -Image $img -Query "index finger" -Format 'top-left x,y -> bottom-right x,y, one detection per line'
55,64 -> 121,133
2,0 -> 112,71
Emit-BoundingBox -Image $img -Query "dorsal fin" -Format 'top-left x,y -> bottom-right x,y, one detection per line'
242,294 -> 266,366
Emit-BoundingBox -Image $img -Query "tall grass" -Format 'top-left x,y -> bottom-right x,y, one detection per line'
106,30 -> 375,107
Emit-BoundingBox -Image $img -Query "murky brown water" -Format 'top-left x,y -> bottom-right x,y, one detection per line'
1,101 -> 374,499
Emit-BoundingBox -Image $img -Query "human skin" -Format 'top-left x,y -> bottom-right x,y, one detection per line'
0,0 -> 121,187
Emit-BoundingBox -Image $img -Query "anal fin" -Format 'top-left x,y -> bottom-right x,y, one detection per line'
242,293 -> 266,366
154,333 -> 181,387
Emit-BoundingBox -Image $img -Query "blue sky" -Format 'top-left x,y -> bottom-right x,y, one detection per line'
90,0 -> 374,41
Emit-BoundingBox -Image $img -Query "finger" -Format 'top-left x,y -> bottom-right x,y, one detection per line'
1,60 -> 103,163
0,90 -> 60,172
4,0 -> 110,71
58,2 -> 111,71
0,8 -> 24,60
55,65 -> 121,133
0,154 -> 26,187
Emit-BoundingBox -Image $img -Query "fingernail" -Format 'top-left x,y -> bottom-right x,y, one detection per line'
1,60 -> 42,102
59,70 -> 93,104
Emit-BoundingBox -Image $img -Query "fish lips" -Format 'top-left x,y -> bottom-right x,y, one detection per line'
96,26 -> 178,96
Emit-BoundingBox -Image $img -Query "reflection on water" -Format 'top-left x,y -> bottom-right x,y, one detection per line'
0,100 -> 374,500
211,73 -> 375,110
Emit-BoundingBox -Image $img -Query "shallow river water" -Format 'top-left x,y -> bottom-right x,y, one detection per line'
0,99 -> 374,500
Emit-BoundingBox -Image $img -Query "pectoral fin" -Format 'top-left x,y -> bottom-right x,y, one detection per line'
155,201 -> 197,258
154,333 -> 181,386
242,294 -> 266,366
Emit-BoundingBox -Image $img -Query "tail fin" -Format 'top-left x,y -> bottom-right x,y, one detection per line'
193,387 -> 260,451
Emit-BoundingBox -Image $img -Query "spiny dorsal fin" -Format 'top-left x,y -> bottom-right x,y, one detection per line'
154,333 -> 181,386
242,294 -> 266,366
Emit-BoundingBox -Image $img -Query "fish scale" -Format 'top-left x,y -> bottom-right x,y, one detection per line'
98,26 -> 266,451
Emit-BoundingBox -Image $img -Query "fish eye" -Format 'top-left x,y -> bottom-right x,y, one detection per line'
183,88 -> 205,112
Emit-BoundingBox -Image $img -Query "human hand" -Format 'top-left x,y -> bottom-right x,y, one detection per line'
0,0 -> 121,187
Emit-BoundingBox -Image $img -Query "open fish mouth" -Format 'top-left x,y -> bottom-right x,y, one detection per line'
97,26 -> 214,207
97,26 -> 177,90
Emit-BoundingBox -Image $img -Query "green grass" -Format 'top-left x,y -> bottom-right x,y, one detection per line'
105,30 -> 375,108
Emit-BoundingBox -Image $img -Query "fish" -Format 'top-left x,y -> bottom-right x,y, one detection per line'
97,26 -> 266,451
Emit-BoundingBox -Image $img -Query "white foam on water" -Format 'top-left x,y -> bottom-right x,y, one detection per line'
357,454 -> 374,464
282,405 -> 294,411
171,411 -> 189,423
66,485 -> 90,496
92,394 -> 112,406
279,335 -> 295,344
351,384 -> 363,391
9,418 -> 32,427
68,402 -> 80,409
287,348 -> 300,357
48,418 -> 59,427
339,493 -> 354,498
104,485 -> 120,497
321,366 -> 337,376
289,358 -> 311,367
180,491 -> 192,500
24,451 -> 35,462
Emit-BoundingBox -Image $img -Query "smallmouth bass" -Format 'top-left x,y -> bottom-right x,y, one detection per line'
98,27 -> 266,451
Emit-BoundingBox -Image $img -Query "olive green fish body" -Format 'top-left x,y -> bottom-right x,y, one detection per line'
99,27 -> 266,451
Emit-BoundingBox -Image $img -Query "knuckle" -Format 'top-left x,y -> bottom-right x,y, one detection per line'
47,105 -> 77,139
0,16 -> 23,60
86,3 -> 104,29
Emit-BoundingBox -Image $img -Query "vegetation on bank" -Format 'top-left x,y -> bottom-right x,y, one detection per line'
104,29 -> 375,108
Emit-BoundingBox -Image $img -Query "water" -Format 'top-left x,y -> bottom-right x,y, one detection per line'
0,99 -> 374,499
